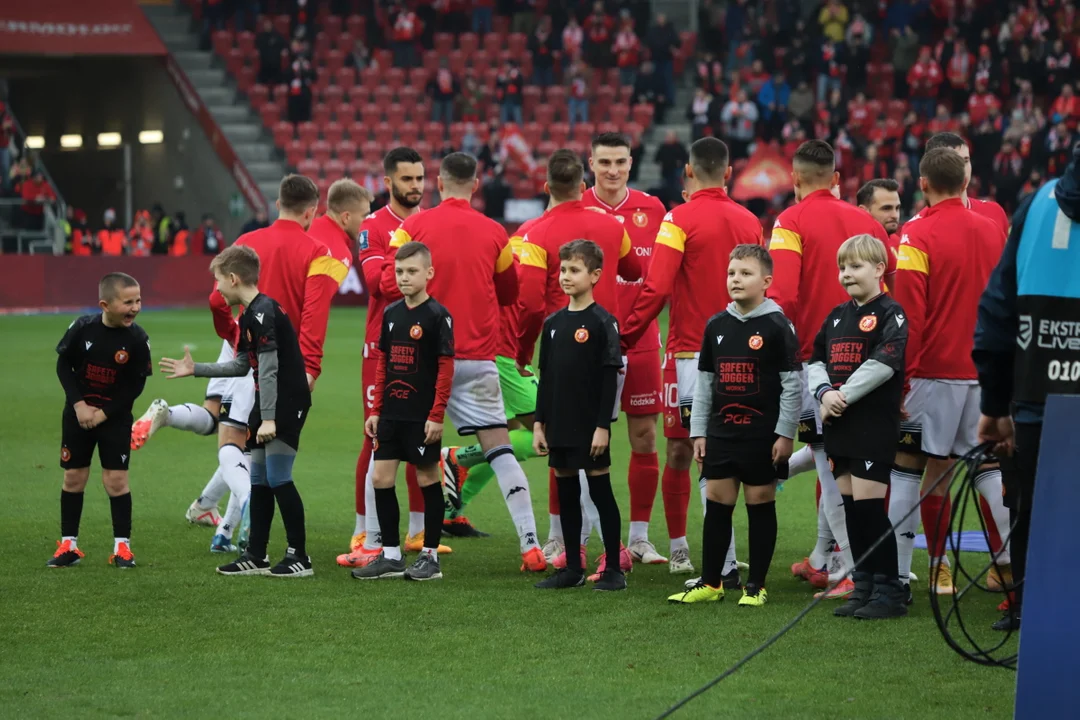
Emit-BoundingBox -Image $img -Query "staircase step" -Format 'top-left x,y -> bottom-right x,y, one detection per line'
259,181 -> 283,205
185,68 -> 227,87
174,51 -> 215,74
162,34 -> 200,51
201,87 -> 236,106
246,161 -> 286,180
210,105 -> 252,124
221,124 -> 262,144
234,143 -> 276,163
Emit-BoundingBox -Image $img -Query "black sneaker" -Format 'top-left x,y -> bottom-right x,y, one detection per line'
535,568 -> 586,589
46,539 -> 84,568
442,515 -> 491,538
217,551 -> 272,576
991,610 -> 1021,632
834,572 -> 873,617
351,551 -> 407,580
593,569 -> 627,592
270,547 -> 314,578
721,568 -> 742,590
404,553 -> 443,581
854,575 -> 909,620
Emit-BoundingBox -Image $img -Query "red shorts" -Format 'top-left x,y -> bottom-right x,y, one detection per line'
662,352 -> 689,439
362,344 -> 379,420
621,348 -> 662,416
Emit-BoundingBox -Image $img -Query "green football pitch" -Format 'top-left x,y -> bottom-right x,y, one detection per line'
2,307 -> 1016,718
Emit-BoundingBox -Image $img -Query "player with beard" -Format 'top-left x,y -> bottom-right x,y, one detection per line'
337,148 -> 449,569
857,179 -> 903,261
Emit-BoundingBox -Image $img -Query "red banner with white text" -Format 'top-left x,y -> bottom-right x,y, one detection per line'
0,0 -> 166,56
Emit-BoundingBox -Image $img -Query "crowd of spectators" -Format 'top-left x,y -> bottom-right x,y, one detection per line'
687,0 -> 1080,220
61,205 -> 238,258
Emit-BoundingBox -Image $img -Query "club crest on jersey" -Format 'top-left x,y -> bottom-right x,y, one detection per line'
61,447 -> 71,462
114,349 -> 129,364
358,229 -> 369,251
410,324 -> 423,339
748,334 -> 763,350
574,328 -> 589,343
859,316 -> 878,332
633,211 -> 648,227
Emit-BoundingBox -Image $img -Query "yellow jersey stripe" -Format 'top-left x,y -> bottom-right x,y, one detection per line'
518,241 -> 548,269
509,235 -> 525,254
389,227 -> 412,249
620,229 -> 632,258
896,245 -> 929,274
308,254 -> 349,284
769,228 -> 802,255
495,242 -> 515,272
656,221 -> 687,252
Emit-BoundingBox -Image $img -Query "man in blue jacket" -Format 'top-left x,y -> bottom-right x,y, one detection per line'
973,144 -> 1080,632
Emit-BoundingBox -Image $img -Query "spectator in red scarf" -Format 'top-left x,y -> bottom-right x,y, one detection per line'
1045,38 -> 1073,92
20,170 -> 55,231
848,90 -> 871,133
585,2 -> 615,68
496,61 -> 524,125
391,1 -> 422,69
428,60 -> 460,126
613,14 -> 641,87
562,16 -> 583,62
814,37 -> 846,102
567,60 -> 591,129
286,52 -> 314,123
907,45 -> 942,118
529,17 -> 558,88
943,35 -> 974,114
967,77 -> 1002,127
1051,84 -> 1080,129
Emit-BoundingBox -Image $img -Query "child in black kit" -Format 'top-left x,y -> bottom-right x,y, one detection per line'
533,239 -> 626,592
668,245 -> 801,607
808,234 -> 908,620
50,272 -> 152,569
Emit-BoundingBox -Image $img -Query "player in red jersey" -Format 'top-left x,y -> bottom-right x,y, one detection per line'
856,179 -> 903,264
925,132 -> 1010,236
768,140 -> 893,599
336,148 -> 438,568
515,149 -> 642,577
583,131 -> 671,566
892,149 -> 1012,598
622,137 -> 762,580
380,152 -> 546,572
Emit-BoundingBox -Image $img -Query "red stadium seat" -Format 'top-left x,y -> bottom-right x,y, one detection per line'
337,139 -> 358,161
348,121 -> 368,142
272,120 -> 294,147
522,85 -> 542,118
399,85 -> 420,112
449,50 -> 466,76
482,32 -> 501,55
359,67 -> 380,88
336,32 -> 354,54
453,31 -> 475,54
316,177 -> 333,202
572,122 -> 595,145
520,54 -> 533,79
212,30 -> 233,59
548,121 -> 570,143
546,85 -> 566,108
618,85 -> 634,103
313,67 -> 331,94
323,121 -> 344,145
262,103 -> 283,129
348,159 -> 367,177
596,85 -> 616,107
434,33 -> 454,55
311,103 -> 332,129
273,15 -> 290,38
679,31 -> 697,58
521,122 -> 543,147
361,106 -> 383,127
373,86 -> 393,108
866,99 -> 884,119
608,103 -> 630,126
348,85 -> 370,106
272,83 -> 290,101
472,49 -> 491,70
507,33 -> 527,57
385,68 -> 406,94
322,84 -> 344,107
386,104 -> 406,127
325,49 -> 345,75
249,83 -> 270,108
415,140 -> 434,160
226,48 -> 245,77
314,32 -> 331,62
535,104 -> 556,126
374,123 -> 394,146
310,140 -> 332,165
492,15 -> 510,34
414,101 -> 431,123
297,121 -> 320,145
482,67 -> 499,93
237,66 -> 256,93
237,31 -> 255,57
887,99 -> 907,122
362,141 -> 382,165
448,122 -> 466,147
346,15 -> 366,39
422,50 -> 440,73
625,122 -> 644,140
373,49 -> 393,69
408,67 -> 429,89
631,103 -> 654,127
537,140 -> 558,158
334,102 -> 356,123
286,140 -> 307,168
324,159 -> 347,178
322,14 -> 342,38
297,158 -> 320,177
513,179 -> 535,199
424,121 -> 446,141
597,122 -> 619,136
398,122 -> 420,146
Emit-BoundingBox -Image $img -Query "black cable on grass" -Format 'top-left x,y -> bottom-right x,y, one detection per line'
654,443 -> 999,720
928,446 -> 1019,669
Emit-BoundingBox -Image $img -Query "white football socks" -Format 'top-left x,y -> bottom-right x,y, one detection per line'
628,521 -> 649,545
788,444 -> 815,476
363,458 -> 382,551
113,537 -> 130,552
217,444 -> 251,540
354,512 -> 365,536
814,446 -> 854,573
196,467 -> 228,509
63,535 -> 78,548
809,500 -> 835,569
408,511 -> 424,538
889,465 -> 923,582
488,449 -> 540,551
580,471 -> 603,543
220,492 -> 242,540
973,467 -> 1012,565
548,514 -> 563,543
383,545 -> 402,561
167,403 -> 216,435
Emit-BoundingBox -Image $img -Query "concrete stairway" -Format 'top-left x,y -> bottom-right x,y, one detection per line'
142,3 -> 285,207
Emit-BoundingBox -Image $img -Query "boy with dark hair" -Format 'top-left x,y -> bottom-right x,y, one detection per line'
161,245 -> 315,578
808,234 -> 909,619
668,245 -> 800,606
533,239 -> 626,591
50,272 -> 152,569
353,242 -> 455,581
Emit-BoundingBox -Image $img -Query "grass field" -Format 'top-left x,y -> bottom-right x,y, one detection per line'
2,307 -> 1017,719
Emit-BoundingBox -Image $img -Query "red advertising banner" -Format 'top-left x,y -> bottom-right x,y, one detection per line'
0,255 -> 368,312
730,145 -> 792,203
0,0 -> 167,57
162,54 -> 268,216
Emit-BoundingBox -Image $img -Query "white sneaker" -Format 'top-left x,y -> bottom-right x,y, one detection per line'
628,539 -> 668,564
669,547 -> 695,574
186,500 -> 221,527
736,560 -> 749,571
684,574 -> 702,589
131,398 -> 169,450
908,570 -> 919,583
541,537 -> 564,564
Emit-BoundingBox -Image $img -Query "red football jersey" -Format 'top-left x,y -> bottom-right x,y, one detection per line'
382,198 -> 517,361
307,214 -> 356,276
516,199 -> 641,366
622,187 -> 762,355
965,195 -> 1010,236
210,219 -> 346,380
768,189 -> 893,361
358,204 -> 415,355
582,186 -> 667,352
893,198 -> 1006,382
